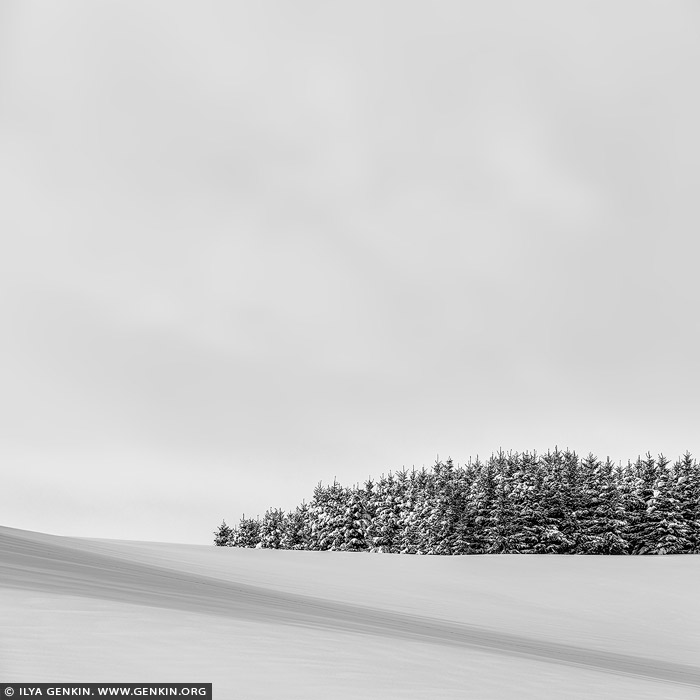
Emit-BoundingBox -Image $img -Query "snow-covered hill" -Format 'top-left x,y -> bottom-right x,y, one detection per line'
1,525 -> 698,699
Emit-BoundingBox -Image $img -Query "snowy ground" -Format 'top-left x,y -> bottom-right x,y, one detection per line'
1,526 -> 699,699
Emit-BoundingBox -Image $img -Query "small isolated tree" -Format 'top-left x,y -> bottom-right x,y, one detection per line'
213,519 -> 234,546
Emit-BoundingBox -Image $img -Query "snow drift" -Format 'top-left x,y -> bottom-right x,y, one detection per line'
1,525 -> 698,699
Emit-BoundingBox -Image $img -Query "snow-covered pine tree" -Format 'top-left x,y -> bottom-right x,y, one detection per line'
424,459 -> 459,555
213,519 -> 234,546
280,502 -> 312,550
535,447 -> 577,554
638,455 -> 690,554
507,451 -> 538,553
413,466 -> 436,554
259,507 -> 286,549
306,483 -> 324,551
469,453 -> 498,554
309,480 -> 348,551
366,474 -> 402,553
307,481 -> 330,550
560,448 -> 584,550
451,458 -> 481,555
362,476 -> 377,532
485,450 -> 524,553
672,452 -> 700,553
340,485 -> 371,551
621,453 -> 661,554
543,448 -> 580,553
511,450 -> 549,553
576,452 -> 600,552
391,468 -> 415,554
411,464 -> 435,554
597,458 -> 630,554
576,455 -> 628,554
232,514 -> 261,548
396,467 -> 428,554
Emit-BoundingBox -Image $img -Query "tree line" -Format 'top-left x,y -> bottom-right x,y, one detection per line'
214,448 -> 700,554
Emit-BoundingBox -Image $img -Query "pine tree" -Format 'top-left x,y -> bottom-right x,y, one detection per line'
366,474 -> 402,553
469,454 -> 498,553
259,507 -> 286,549
213,519 -> 234,546
451,458 -> 481,555
280,502 -> 312,550
673,452 -> 700,553
512,451 -> 549,553
485,451 -> 525,553
397,468 -> 428,554
424,459 -> 461,555
341,486 -> 371,551
560,448 -> 584,550
391,468 -> 416,554
639,458 -> 690,554
309,480 -> 348,551
622,453 -> 662,554
577,455 -> 628,554
535,447 -> 577,554
232,514 -> 261,548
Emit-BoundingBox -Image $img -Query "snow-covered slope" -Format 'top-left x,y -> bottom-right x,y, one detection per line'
1,525 -> 698,699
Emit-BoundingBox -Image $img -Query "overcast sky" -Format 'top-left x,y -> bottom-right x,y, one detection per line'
1,2 -> 699,545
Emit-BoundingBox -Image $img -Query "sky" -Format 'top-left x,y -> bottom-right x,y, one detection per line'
1,1 -> 699,544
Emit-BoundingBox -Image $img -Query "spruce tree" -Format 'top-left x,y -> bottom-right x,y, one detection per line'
535,447 -> 577,554
397,468 -> 427,554
469,453 -> 498,553
232,514 -> 261,548
309,480 -> 348,551
213,519 -> 234,546
451,458 -> 481,555
560,448 -> 584,550
513,451 -> 550,553
259,507 -> 286,549
622,453 -> 662,554
485,451 -> 524,553
672,452 -> 700,553
280,502 -> 312,550
341,486 -> 371,551
424,459 -> 460,555
366,474 -> 402,553
639,460 -> 690,554
577,455 -> 628,554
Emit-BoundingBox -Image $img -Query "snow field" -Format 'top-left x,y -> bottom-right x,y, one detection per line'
1,526 -> 699,699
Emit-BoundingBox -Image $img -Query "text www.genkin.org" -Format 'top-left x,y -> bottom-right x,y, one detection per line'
1,684 -> 212,698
